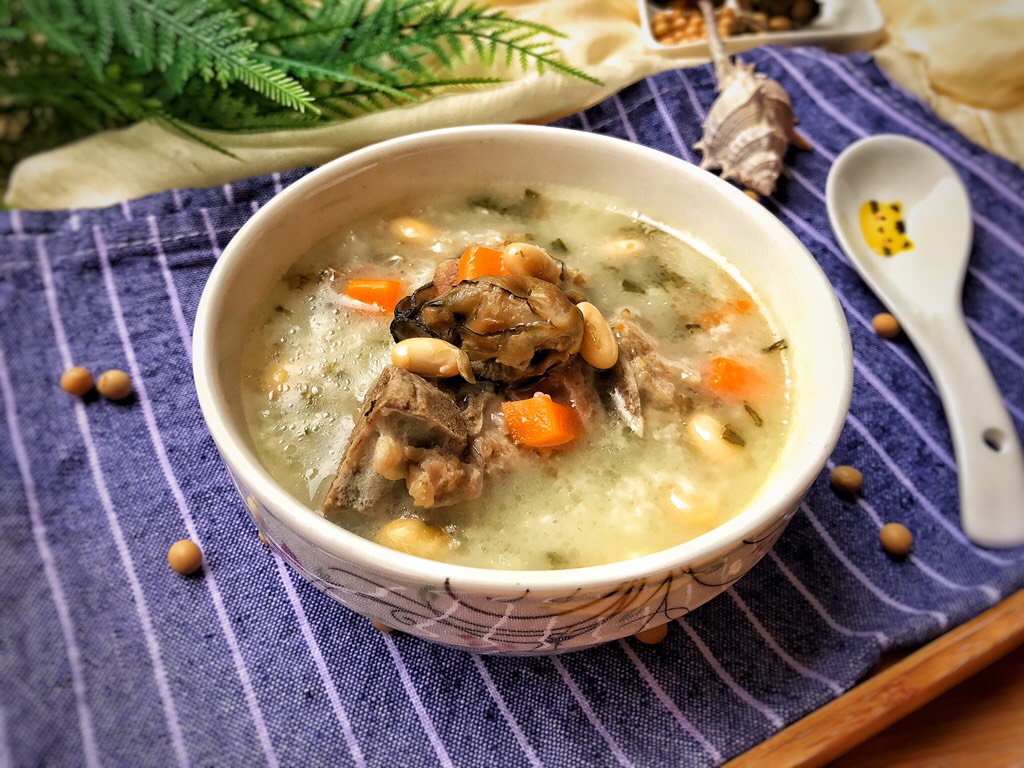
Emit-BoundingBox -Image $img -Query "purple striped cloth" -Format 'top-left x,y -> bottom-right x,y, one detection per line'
2,47 -> 1023,767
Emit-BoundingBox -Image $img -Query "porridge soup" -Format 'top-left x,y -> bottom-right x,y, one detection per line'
241,186 -> 791,570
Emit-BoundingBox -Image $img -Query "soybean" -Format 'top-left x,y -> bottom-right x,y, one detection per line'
598,238 -> 644,257
61,366 -> 94,396
577,302 -> 618,370
830,465 -> 863,494
880,522 -> 913,557
634,623 -> 669,645
391,338 -> 475,383
167,539 -> 203,574
872,313 -> 901,339
502,242 -> 561,283
390,217 -> 437,243
688,411 -> 742,462
376,518 -> 452,561
97,369 -> 132,400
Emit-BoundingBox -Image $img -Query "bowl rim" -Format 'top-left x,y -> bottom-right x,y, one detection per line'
193,123 -> 852,593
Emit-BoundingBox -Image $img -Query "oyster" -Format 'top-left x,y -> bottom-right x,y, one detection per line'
391,274 -> 584,385
693,0 -> 810,197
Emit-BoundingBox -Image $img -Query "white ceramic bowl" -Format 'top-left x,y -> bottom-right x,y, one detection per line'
194,125 -> 852,654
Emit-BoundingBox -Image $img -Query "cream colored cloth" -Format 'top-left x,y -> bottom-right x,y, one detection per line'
6,0 -> 1022,210
873,0 -> 1024,168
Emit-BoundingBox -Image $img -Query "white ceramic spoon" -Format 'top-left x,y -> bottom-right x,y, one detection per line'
826,134 -> 1024,549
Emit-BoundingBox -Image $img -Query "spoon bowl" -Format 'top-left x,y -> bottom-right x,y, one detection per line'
827,134 -> 1024,548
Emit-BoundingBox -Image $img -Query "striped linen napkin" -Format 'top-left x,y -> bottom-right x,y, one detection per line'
1,47 -> 1022,767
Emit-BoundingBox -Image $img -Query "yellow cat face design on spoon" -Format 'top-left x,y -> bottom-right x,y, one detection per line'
859,200 -> 913,257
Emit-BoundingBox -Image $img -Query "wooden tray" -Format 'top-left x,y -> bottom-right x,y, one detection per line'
725,589 -> 1024,766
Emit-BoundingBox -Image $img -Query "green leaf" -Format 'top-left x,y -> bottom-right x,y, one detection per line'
158,115 -> 240,158
83,0 -> 116,75
227,57 -> 320,113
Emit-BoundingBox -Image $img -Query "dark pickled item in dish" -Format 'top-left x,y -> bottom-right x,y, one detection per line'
743,0 -> 820,25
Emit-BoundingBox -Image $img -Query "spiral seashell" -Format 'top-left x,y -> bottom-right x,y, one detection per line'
694,63 -> 803,197
693,0 -> 810,197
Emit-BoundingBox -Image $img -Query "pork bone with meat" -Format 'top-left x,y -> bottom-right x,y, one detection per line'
612,308 -> 701,414
322,366 -> 482,512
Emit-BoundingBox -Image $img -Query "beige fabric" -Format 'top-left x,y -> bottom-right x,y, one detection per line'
873,0 -> 1024,168
6,0 -> 1023,210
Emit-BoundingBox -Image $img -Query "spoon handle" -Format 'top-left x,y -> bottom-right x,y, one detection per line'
906,311 -> 1024,548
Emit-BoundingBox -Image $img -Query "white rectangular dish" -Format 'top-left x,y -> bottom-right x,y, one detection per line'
639,0 -> 884,56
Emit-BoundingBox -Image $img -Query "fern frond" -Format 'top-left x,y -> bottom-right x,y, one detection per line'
233,0 -> 313,24
255,54 -> 416,103
254,0 -> 367,44
338,75 -> 506,98
457,28 -> 600,84
352,58 -> 410,87
14,0 -> 317,110
83,0 -> 116,75
157,115 -> 240,158
256,0 -> 601,111
110,0 -> 151,66
3,0 -> 599,186
16,0 -> 83,57
226,57 -> 321,112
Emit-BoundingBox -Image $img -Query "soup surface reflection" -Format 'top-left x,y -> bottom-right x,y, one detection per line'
241,186 -> 790,569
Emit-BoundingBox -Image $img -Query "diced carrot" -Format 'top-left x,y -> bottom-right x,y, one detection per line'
697,309 -> 723,328
501,393 -> 582,448
703,357 -> 765,400
345,279 -> 404,313
697,298 -> 754,328
458,244 -> 507,282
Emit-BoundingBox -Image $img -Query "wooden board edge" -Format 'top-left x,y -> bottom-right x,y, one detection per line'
724,588 -> 1024,768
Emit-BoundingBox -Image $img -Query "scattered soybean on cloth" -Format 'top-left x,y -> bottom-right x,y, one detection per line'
1,47 -> 1023,767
